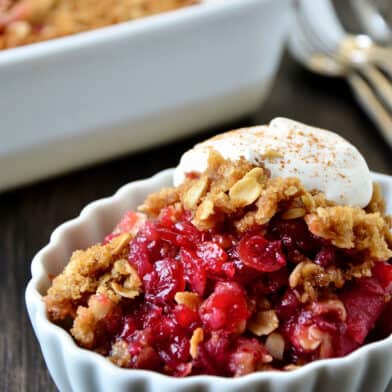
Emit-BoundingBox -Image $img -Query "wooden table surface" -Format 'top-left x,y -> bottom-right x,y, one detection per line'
1,52 -> 392,392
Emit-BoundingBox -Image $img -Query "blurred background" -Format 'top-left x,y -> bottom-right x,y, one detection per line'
1,0 -> 392,390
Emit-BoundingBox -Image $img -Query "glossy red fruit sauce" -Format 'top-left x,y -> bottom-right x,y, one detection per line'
102,209 -> 392,377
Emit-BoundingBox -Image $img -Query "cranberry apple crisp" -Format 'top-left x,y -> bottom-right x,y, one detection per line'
44,120 -> 392,377
0,0 -> 198,49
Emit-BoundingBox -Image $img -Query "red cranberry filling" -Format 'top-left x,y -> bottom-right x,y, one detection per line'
200,282 -> 249,333
238,234 -> 286,272
99,209 -> 392,376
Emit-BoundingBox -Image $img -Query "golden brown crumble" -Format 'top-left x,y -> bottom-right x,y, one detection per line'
366,183 -> 386,214
288,260 -> 345,302
141,187 -> 181,218
109,339 -> 131,367
265,332 -> 285,360
71,293 -> 117,348
141,151 -> 335,235
305,207 -> 392,260
44,233 -> 133,321
99,258 -> 142,300
284,364 -> 302,371
174,291 -> 202,311
247,310 -> 279,336
44,232 -> 144,348
0,0 -> 198,49
285,257 -> 374,303
189,327 -> 204,359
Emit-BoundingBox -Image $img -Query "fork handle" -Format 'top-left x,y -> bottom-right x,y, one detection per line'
376,58 -> 392,81
347,72 -> 392,146
370,48 -> 392,79
359,65 -> 392,112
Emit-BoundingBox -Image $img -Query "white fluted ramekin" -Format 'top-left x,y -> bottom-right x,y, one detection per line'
26,169 -> 392,392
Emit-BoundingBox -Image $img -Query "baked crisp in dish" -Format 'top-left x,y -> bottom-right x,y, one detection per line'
44,119 -> 392,377
0,0 -> 198,49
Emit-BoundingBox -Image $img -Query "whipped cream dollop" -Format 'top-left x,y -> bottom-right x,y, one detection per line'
174,118 -> 373,207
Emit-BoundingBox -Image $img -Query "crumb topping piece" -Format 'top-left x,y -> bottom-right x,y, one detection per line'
189,327 -> 204,359
247,310 -> 279,336
44,233 -> 138,321
305,207 -> 392,260
175,291 -> 202,310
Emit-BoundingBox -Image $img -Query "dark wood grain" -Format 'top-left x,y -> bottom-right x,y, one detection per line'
1,53 -> 392,392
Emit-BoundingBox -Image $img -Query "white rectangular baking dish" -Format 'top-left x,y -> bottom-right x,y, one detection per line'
0,0 -> 291,192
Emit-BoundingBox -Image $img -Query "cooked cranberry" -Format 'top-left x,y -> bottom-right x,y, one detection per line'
174,304 -> 200,329
180,248 -> 207,295
251,268 -> 289,296
333,330 -> 359,357
222,262 -> 236,278
102,305 -> 123,335
197,241 -> 227,266
128,239 -> 152,277
314,317 -> 338,333
373,262 -> 392,292
122,328 -> 162,370
140,303 -> 163,330
153,316 -> 191,371
156,219 -> 202,248
119,315 -> 137,340
276,289 -> 301,320
154,315 -> 178,341
154,226 -> 180,245
232,259 -> 261,284
212,234 -> 236,249
128,222 -> 160,277
228,338 -> 270,376
285,311 -> 315,353
373,300 -> 392,339
204,330 -> 232,365
341,277 -> 386,344
338,247 -> 362,262
193,330 -> 232,376
93,306 -> 123,352
133,346 -> 162,370
144,258 -> 185,304
268,219 -> 322,255
193,345 -> 222,376
157,333 -> 190,370
172,363 -> 193,377
314,246 -> 336,267
238,234 -> 286,272
199,282 -> 249,333
197,241 -> 232,277
174,220 -> 203,243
